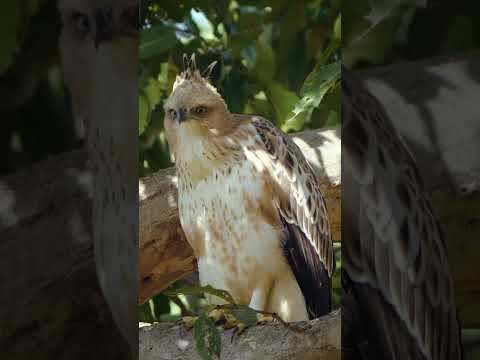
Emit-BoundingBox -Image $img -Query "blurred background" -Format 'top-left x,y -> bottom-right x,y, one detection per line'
343,0 -> 480,68
343,1 -> 480,359
138,0 -> 342,324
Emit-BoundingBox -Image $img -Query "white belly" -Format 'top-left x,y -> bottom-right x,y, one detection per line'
178,161 -> 285,305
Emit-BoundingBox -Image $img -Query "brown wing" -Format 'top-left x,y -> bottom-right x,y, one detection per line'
342,69 -> 462,359
245,115 -> 334,318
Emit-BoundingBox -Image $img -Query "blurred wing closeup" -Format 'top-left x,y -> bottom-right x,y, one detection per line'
341,69 -> 462,360
248,115 -> 335,317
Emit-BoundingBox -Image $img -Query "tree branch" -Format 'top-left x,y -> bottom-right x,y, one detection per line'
139,310 -> 341,360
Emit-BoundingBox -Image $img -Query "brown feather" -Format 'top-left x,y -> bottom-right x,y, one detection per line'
247,115 -> 335,317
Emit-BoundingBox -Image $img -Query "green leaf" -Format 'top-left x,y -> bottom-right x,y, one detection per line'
144,77 -> 162,111
334,14 -> 341,40
191,8 -> 217,42
165,285 -> 236,304
284,61 -> 340,131
139,77 -> 163,135
231,306 -> 258,327
266,81 -> 302,128
140,25 -> 177,60
252,30 -> 275,84
194,313 -> 221,360
139,93 -> 149,135
325,110 -> 340,127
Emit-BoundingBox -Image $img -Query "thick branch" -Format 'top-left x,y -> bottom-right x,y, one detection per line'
139,310 -> 341,360
139,127 -> 342,303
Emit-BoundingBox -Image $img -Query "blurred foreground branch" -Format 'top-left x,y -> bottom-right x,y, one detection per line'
0,150 -> 130,359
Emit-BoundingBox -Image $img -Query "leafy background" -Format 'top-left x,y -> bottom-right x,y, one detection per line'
137,0 -> 342,327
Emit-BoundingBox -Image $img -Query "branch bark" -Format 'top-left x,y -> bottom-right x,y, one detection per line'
139,310 -> 341,360
139,127 -> 342,303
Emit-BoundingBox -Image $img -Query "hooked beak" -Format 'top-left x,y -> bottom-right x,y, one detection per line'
178,108 -> 188,123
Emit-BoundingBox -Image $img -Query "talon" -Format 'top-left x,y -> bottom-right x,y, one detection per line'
230,323 -> 247,343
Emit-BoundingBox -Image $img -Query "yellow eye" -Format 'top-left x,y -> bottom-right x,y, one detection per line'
194,106 -> 207,115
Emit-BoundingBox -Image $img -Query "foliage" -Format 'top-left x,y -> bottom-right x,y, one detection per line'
138,0 -> 341,176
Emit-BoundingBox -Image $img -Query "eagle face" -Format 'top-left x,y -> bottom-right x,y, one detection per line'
163,67 -> 235,162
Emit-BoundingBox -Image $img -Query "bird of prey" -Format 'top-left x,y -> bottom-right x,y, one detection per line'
341,67 -> 463,359
164,56 -> 335,322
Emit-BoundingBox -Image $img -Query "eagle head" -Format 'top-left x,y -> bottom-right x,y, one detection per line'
163,55 -> 233,161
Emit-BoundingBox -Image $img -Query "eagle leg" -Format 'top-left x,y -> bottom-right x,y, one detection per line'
249,281 -> 273,312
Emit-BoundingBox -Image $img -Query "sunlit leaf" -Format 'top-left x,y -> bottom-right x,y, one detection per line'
144,78 -> 162,111
191,9 -> 217,42
139,93 -> 149,135
266,81 -> 301,128
285,61 -> 340,131
334,14 -> 341,40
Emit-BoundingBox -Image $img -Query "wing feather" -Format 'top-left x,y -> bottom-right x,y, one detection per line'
243,115 -> 335,317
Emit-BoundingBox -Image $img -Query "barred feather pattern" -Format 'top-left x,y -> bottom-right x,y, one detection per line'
249,116 -> 335,278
